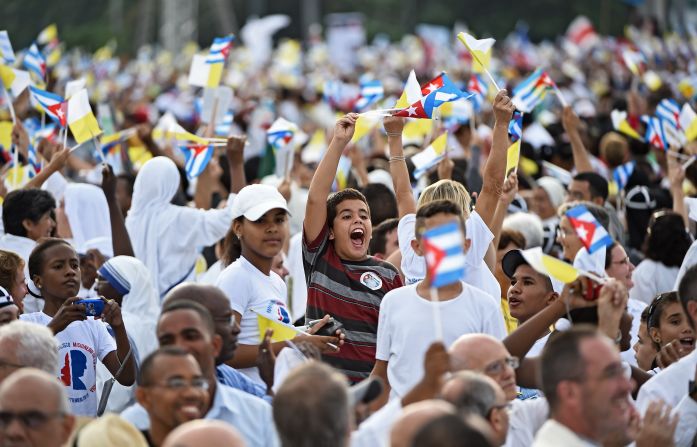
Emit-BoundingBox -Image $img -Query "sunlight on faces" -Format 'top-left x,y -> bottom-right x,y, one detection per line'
10,265 -> 28,312
233,209 -> 289,261
33,243 -> 81,301
136,354 -> 210,429
23,211 -> 56,241
507,265 -> 555,323
604,245 -> 634,290
566,180 -> 592,203
556,216 -> 583,261
156,310 -> 222,378
574,337 -> 633,438
531,188 -> 556,221
650,302 -> 695,354
329,199 -> 372,261
450,336 -> 518,401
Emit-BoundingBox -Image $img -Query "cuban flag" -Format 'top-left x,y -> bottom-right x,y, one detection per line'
419,72 -> 468,109
205,35 -> 234,64
642,115 -> 668,150
180,144 -> 214,180
23,43 -> 46,81
511,68 -> 556,113
509,111 -> 523,143
28,86 -> 66,127
266,117 -> 297,152
422,221 -> 466,287
324,80 -> 360,111
565,205 -> 613,254
656,98 -> 681,130
215,110 -> 234,137
353,79 -> 384,112
467,74 -> 488,112
613,160 -> 635,191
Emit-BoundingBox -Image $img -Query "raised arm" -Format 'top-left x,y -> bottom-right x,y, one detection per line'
101,164 -> 135,257
304,113 -> 357,243
476,90 -> 515,228
384,116 -> 416,217
667,154 -> 688,227
491,172 -> 518,251
23,142 -> 69,190
561,106 -> 593,174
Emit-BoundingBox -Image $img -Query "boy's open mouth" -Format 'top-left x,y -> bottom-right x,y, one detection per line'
350,228 -> 365,248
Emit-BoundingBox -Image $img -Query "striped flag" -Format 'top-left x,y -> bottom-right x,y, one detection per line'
419,72 -> 469,108
642,115 -> 669,150
656,98 -> 681,130
412,133 -> 448,179
565,205 -> 614,254
215,110 -> 234,137
0,65 -> 30,97
353,79 -> 384,111
23,43 -> 46,81
613,160 -> 635,191
29,86 -> 66,127
0,31 -> 15,64
508,111 -> 523,142
467,74 -> 488,112
506,111 -> 523,176
67,89 -> 102,144
422,221 -> 466,287
621,49 -> 646,77
206,35 -> 234,64
180,144 -> 214,179
511,68 -> 556,113
266,117 -> 297,152
27,142 -> 40,173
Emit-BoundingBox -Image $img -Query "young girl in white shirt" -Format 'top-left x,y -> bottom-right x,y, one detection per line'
20,238 -> 135,416
215,185 -> 342,386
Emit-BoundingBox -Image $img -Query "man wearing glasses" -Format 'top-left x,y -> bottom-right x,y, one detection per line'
135,347 -> 211,447
0,368 -> 75,447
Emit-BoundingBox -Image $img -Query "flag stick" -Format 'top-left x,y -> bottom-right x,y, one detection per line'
428,287 -> 444,341
553,85 -> 569,108
577,269 -> 607,284
2,86 -> 16,124
360,108 -> 402,116
62,126 -> 68,151
41,110 -> 45,130
667,150 -> 690,161
88,128 -> 106,164
11,145 -> 19,185
683,156 -> 697,170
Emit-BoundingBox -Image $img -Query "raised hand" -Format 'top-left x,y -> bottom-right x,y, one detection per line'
383,116 -> 405,136
332,113 -> 359,145
493,90 -> 515,125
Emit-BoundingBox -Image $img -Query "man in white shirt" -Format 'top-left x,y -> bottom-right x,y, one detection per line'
533,327 -> 633,447
372,200 -> 506,400
636,264 -> 697,446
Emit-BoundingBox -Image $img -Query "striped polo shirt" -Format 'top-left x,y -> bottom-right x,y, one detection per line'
303,224 -> 403,383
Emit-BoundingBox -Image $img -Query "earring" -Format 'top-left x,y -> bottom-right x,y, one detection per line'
236,234 -> 242,239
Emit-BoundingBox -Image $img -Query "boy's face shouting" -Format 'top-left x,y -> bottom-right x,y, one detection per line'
330,199 -> 372,261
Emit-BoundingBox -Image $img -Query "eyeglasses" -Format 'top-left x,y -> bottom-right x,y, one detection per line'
611,256 -> 631,266
0,410 -> 64,429
556,227 -> 576,239
150,377 -> 210,391
484,356 -> 519,375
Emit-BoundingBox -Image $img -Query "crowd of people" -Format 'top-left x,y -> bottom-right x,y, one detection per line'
1,10 -> 697,447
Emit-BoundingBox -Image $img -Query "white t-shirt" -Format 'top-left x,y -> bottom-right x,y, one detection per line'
630,259 -> 679,305
375,282 -> 507,398
398,211 -> 501,299
20,312 -> 115,417
215,256 -> 289,385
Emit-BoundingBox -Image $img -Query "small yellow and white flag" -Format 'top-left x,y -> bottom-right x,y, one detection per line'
37,24 -> 57,45
506,139 -> 521,177
520,247 -> 580,284
395,69 -> 422,109
680,103 -> 697,142
411,132 -> 448,179
67,89 -> 102,144
253,302 -> 301,343
0,65 -> 30,97
457,32 -> 496,74
610,109 -> 642,141
188,54 -> 223,88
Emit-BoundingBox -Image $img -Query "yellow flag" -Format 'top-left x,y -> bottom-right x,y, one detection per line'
37,24 -> 57,44
521,247 -> 580,284
520,156 -> 539,176
610,110 -> 642,141
395,70 -> 421,109
67,90 -> 102,144
0,121 -> 11,149
255,311 -> 300,343
506,140 -> 520,177
352,114 -> 380,143
457,32 -> 495,74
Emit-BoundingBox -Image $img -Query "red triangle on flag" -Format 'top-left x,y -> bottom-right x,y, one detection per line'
422,239 -> 446,278
567,217 -> 596,250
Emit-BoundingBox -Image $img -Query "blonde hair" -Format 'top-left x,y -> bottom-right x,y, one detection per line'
417,180 -> 471,219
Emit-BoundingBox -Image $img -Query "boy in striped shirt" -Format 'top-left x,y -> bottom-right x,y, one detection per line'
303,113 -> 403,383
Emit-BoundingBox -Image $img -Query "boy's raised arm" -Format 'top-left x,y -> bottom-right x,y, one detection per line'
304,113 -> 358,243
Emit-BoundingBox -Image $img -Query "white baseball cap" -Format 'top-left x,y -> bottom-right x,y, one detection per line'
231,184 -> 290,221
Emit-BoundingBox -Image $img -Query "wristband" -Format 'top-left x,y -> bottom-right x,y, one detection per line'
389,155 -> 406,162
386,131 -> 403,137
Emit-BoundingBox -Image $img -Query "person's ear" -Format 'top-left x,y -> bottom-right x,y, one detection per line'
232,220 -> 243,239
547,292 -> 559,305
488,408 -> 506,435
21,219 -> 34,235
135,386 -> 149,408
212,334 -> 223,358
648,327 -> 661,345
32,274 -> 42,290
557,381 -> 581,407
411,238 -> 423,256
687,301 -> 697,325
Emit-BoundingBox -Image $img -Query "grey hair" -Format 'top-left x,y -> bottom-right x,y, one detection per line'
0,321 -> 58,375
443,371 -> 498,417
503,212 -> 544,248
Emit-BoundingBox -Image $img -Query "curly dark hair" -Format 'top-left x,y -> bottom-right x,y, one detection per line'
643,211 -> 691,267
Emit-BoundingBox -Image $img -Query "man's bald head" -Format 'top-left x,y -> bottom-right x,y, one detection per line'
449,334 -> 518,401
162,420 -> 245,447
0,368 -> 75,447
164,283 -> 230,311
390,400 -> 455,447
